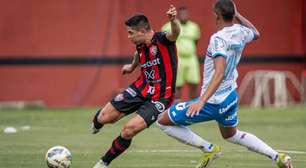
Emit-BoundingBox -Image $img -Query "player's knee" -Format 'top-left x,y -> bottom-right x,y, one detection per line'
157,117 -> 166,126
98,108 -> 116,124
225,130 -> 242,143
222,131 -> 236,139
220,126 -> 237,139
157,112 -> 173,126
121,125 -> 137,139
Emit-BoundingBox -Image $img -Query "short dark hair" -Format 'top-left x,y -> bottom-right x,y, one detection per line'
125,13 -> 151,31
214,0 -> 235,21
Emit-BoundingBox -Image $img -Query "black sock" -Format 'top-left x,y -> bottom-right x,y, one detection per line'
101,135 -> 132,165
93,109 -> 103,129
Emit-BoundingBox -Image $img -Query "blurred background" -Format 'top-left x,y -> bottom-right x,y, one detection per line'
0,0 -> 305,107
0,1 -> 306,168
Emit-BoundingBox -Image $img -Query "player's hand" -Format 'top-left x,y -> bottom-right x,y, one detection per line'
121,64 -> 134,75
186,100 -> 204,117
166,5 -> 177,21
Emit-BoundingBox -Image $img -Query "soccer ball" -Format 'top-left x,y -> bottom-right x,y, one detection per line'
45,146 -> 72,168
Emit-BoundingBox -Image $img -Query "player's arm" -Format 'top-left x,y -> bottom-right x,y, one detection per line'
187,56 -> 226,117
121,51 -> 139,75
233,2 -> 260,40
165,5 -> 180,42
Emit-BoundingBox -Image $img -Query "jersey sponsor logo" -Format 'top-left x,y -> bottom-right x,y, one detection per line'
219,98 -> 238,114
114,93 -> 124,102
144,69 -> 155,80
152,100 -> 165,113
126,87 -> 137,97
225,113 -> 237,121
141,58 -> 161,68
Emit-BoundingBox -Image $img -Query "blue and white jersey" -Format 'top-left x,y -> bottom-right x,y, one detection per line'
201,24 -> 255,104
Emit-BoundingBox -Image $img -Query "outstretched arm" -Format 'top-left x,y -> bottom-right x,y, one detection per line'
165,5 -> 181,42
187,56 -> 226,117
233,2 -> 260,40
121,52 -> 139,75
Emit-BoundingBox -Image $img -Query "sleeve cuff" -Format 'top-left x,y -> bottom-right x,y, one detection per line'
212,52 -> 227,58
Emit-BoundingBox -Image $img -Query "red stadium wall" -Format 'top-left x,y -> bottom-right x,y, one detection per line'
0,0 -> 305,107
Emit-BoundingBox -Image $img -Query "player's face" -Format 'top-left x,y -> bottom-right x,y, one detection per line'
178,10 -> 189,23
126,26 -> 145,45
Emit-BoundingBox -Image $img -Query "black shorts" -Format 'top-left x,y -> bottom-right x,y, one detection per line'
110,87 -> 173,127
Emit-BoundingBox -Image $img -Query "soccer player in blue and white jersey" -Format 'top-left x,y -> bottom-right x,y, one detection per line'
157,0 -> 292,168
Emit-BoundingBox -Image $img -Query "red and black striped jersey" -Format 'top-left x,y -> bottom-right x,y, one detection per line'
131,32 -> 177,101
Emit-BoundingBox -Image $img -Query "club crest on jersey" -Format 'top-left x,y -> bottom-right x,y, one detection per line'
151,100 -> 165,113
214,36 -> 226,51
114,93 -> 124,102
150,45 -> 158,56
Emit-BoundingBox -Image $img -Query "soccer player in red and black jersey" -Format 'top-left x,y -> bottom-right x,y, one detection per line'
91,5 -> 180,168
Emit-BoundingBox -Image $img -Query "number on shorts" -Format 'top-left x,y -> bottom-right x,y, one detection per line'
175,102 -> 187,110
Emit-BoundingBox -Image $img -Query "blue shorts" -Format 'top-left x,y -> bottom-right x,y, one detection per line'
167,90 -> 239,127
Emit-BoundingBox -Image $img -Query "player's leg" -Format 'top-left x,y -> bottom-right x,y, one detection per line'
186,55 -> 200,99
219,125 -> 279,159
92,102 -> 125,134
217,90 -> 278,163
158,101 -> 221,168
158,101 -> 215,152
175,57 -> 186,100
219,125 -> 292,168
93,114 -> 147,168
94,100 -> 160,167
102,115 -> 147,164
217,92 -> 292,168
193,90 -> 238,168
91,88 -> 142,134
187,83 -> 199,99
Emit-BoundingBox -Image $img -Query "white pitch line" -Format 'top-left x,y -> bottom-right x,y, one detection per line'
277,149 -> 306,154
131,149 -> 306,155
119,164 -> 193,167
132,149 -> 198,153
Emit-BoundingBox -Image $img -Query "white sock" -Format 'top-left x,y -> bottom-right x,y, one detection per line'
158,123 -> 213,152
226,130 -> 278,160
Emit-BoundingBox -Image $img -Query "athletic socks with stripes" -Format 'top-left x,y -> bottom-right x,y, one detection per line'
102,135 -> 132,165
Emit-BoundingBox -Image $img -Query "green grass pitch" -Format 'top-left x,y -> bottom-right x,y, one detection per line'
0,106 -> 305,168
